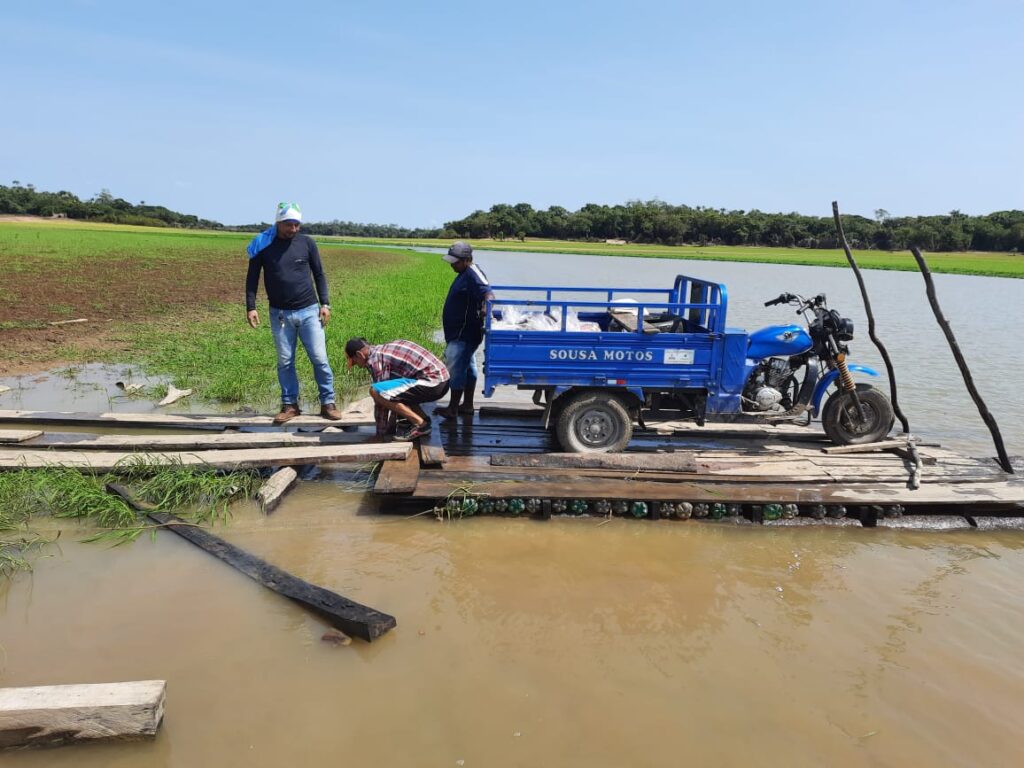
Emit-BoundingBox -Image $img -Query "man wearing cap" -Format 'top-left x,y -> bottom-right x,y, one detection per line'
345,337 -> 450,441
245,202 -> 342,424
435,241 -> 493,420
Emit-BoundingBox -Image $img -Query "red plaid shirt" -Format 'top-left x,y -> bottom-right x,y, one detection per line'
368,341 -> 449,434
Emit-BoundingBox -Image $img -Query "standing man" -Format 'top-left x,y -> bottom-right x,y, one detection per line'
345,337 -> 450,441
435,241 -> 493,419
245,202 -> 342,424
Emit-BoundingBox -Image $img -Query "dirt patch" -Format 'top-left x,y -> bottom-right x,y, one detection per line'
1,246 -> 402,375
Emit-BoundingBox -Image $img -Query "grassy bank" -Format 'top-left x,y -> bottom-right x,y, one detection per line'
0,464 -> 261,577
326,235 -> 1024,279
1,221 -> 452,404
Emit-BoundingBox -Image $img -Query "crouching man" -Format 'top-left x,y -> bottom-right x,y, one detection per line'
344,337 -> 450,441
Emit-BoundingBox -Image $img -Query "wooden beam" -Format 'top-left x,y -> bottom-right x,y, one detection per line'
0,407 -> 374,430
374,458 -> 421,494
0,442 -> 411,471
105,484 -> 396,641
256,467 -> 298,513
491,452 -> 697,472
0,680 -> 165,750
40,431 -> 363,451
417,428 -> 446,468
411,472 -> 1024,505
0,429 -> 42,444
821,439 -> 917,455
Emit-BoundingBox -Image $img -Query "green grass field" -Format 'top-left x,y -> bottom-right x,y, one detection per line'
0,220 -> 452,406
326,235 -> 1024,279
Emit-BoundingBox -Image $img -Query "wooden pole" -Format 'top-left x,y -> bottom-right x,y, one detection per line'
908,247 -> 1014,473
832,201 -> 911,433
106,484 -> 397,640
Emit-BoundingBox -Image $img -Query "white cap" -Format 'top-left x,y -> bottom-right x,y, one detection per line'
275,201 -> 302,223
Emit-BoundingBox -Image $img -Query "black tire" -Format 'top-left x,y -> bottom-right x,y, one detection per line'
822,385 -> 895,445
555,392 -> 633,453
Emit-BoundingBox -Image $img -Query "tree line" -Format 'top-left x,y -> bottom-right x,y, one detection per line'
5,182 -> 1022,252
0,182 -> 220,229
444,201 -> 1024,252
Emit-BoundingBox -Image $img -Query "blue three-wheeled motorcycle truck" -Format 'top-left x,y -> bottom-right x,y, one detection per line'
483,274 -> 895,453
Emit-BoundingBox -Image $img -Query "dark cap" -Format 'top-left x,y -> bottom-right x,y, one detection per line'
444,240 -> 473,263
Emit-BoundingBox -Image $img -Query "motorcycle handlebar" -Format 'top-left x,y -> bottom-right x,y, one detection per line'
764,293 -> 793,307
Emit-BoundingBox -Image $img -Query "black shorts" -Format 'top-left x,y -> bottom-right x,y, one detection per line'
373,378 -> 450,406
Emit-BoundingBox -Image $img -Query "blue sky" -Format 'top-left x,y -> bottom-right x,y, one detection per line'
2,0 -> 1021,226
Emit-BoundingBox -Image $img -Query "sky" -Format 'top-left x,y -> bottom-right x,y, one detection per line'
2,0 -> 1022,227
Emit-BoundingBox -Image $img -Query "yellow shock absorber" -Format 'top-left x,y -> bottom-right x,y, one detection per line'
835,353 -> 857,392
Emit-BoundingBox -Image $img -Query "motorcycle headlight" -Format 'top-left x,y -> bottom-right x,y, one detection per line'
838,317 -> 855,341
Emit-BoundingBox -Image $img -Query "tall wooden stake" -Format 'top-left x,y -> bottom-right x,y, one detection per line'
909,247 -> 1014,473
832,201 -> 911,433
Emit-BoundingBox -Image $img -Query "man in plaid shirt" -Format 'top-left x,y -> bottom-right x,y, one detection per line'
345,338 -> 450,440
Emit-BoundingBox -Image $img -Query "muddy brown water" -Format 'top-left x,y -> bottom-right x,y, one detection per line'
1,254 -> 1023,766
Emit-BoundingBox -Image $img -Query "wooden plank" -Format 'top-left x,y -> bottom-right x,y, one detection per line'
256,467 -> 298,513
875,515 -> 973,530
972,516 -> 1024,531
374,458 -> 421,494
0,429 -> 42,444
0,680 -> 165,750
0,443 -> 411,471
417,427 -> 446,468
411,472 -> 1024,505
490,452 -> 697,472
39,431 -> 363,451
822,439 -> 918,455
105,484 -> 396,641
0,407 -> 374,430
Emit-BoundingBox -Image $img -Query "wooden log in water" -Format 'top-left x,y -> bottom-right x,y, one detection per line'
105,484 -> 396,641
256,467 -> 298,513
0,680 -> 165,750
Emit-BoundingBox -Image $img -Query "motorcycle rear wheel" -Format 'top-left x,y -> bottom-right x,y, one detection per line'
822,385 -> 895,445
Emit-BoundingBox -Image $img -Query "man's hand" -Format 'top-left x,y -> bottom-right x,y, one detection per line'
319,305 -> 331,327
246,309 -> 260,328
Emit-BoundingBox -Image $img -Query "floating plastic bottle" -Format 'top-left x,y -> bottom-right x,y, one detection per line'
630,501 -> 648,518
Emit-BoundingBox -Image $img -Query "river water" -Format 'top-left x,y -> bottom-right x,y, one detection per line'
2,252 -> 1023,766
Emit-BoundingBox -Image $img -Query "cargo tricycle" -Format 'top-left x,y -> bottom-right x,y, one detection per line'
482,274 -> 894,453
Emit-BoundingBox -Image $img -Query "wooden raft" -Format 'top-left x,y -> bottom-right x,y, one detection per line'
367,405 -> 1024,515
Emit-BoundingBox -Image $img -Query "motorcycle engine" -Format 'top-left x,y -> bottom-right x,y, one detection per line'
753,386 -> 785,412
744,358 -> 797,413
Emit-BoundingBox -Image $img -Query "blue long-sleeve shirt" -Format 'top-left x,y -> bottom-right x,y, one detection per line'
245,234 -> 330,311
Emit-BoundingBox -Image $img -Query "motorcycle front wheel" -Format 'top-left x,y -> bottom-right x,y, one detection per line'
821,385 -> 895,445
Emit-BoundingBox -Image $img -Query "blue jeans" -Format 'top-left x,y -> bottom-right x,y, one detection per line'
269,304 -> 335,405
444,338 -> 480,390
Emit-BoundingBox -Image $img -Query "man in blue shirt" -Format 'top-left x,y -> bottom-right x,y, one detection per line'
245,202 -> 342,424
435,241 -> 493,419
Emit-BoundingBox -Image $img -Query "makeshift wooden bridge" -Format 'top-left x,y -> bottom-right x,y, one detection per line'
1,401 -> 1021,529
